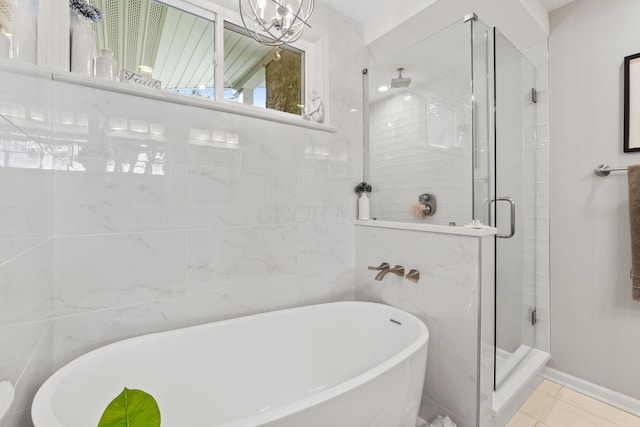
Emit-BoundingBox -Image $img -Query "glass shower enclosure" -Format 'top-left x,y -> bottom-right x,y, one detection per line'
492,28 -> 538,389
364,15 -> 539,391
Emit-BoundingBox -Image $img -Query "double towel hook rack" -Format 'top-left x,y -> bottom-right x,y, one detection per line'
594,164 -> 628,177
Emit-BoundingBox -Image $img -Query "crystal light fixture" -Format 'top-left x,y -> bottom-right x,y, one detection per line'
239,0 -> 314,47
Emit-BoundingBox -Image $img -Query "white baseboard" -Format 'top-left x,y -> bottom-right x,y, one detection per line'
545,367 -> 640,417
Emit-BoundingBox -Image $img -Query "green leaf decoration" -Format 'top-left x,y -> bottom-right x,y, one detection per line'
98,387 -> 161,427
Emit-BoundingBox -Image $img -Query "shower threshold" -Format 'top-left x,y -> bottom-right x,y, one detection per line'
495,344 -> 533,387
492,348 -> 550,415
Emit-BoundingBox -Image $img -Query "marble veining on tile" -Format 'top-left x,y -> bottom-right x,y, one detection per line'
355,225 -> 486,427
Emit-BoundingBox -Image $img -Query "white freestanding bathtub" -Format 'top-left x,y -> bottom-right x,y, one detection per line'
32,302 -> 429,427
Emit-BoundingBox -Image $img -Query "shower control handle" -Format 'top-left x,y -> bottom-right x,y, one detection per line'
418,193 -> 436,217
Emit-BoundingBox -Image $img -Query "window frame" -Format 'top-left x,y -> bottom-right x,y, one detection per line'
38,0 -> 329,125
221,20 -> 306,111
156,0 -> 324,117
200,0 -> 326,119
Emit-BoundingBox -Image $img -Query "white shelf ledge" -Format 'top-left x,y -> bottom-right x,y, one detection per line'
355,220 -> 497,237
0,59 -> 337,133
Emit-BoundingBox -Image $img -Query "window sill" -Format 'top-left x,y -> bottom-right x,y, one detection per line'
0,60 -> 337,133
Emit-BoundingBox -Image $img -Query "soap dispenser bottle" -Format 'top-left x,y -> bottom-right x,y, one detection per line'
358,191 -> 370,221
354,181 -> 373,221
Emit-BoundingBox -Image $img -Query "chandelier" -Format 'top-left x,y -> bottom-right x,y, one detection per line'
239,0 -> 314,47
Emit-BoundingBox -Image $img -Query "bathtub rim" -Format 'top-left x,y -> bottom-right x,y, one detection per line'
31,301 -> 429,427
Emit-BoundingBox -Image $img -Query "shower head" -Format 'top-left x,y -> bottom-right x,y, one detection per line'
390,68 -> 412,88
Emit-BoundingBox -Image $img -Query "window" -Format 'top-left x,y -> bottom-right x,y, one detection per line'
90,0 -> 215,98
223,22 -> 305,115
86,0 -> 312,116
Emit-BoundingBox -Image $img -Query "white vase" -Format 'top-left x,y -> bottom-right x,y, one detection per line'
95,49 -> 117,80
37,0 -> 70,71
71,20 -> 95,76
5,0 -> 37,64
0,25 -> 10,59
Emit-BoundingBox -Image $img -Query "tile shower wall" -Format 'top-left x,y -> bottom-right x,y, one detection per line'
369,69 -> 473,226
0,6 -> 365,425
355,224 -> 494,427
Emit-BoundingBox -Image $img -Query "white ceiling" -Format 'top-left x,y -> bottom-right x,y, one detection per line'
317,0 -> 391,23
318,0 -> 577,23
538,0 -> 577,12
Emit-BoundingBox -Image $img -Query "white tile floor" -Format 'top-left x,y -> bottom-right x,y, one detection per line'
507,380 -> 640,427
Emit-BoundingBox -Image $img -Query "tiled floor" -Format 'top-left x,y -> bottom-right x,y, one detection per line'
507,380 -> 640,427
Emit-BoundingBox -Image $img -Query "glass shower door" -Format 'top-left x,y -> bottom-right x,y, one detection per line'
493,28 -> 537,388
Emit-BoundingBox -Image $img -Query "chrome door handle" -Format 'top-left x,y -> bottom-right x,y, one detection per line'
490,197 -> 515,239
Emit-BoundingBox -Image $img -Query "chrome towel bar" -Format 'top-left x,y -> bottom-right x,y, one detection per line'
594,164 -> 628,177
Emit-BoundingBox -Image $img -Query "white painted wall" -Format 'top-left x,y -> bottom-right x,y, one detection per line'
549,0 -> 640,400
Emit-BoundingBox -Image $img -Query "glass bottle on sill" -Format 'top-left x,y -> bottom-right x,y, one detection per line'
0,25 -> 10,59
95,49 -> 116,80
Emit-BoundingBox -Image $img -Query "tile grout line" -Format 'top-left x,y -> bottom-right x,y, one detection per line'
552,384 -> 562,397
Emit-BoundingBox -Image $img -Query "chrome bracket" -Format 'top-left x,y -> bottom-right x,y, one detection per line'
595,164 -> 611,177
463,12 -> 478,23
532,88 -> 538,104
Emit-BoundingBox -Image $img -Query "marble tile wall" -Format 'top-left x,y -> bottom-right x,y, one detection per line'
0,4 -> 365,423
355,223 -> 494,427
0,67 -> 55,427
479,235 -> 497,427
